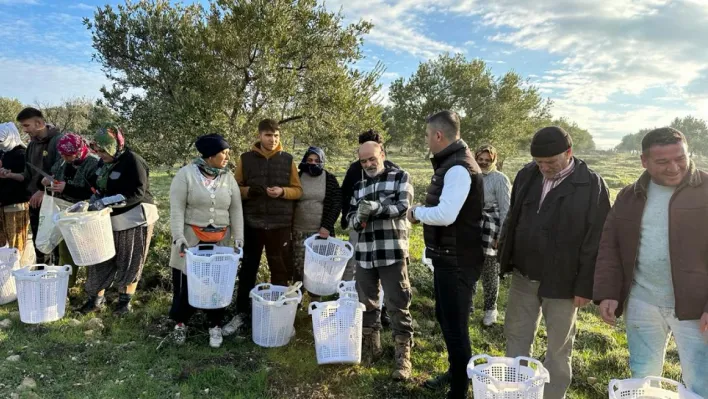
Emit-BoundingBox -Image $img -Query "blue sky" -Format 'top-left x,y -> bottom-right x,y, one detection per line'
2,0 -> 707,148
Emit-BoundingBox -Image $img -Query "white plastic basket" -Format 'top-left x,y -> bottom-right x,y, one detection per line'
56,208 -> 115,266
336,280 -> 358,300
303,235 -> 354,296
467,355 -> 550,399
185,244 -> 241,309
309,298 -> 365,365
0,247 -> 21,304
250,282 -> 303,348
12,265 -> 72,324
609,377 -> 704,399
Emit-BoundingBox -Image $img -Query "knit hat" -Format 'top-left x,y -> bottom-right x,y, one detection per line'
195,134 -> 230,159
530,126 -> 573,157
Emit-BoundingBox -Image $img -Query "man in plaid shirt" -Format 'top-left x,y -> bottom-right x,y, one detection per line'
347,141 -> 414,381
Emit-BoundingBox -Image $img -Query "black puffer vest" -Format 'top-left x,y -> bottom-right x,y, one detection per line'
423,140 -> 485,261
241,148 -> 295,229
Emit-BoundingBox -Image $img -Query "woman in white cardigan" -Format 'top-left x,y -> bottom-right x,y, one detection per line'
169,134 -> 244,348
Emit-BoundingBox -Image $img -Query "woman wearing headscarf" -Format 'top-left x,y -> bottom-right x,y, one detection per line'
292,146 -> 341,294
40,132 -> 100,287
0,122 -> 29,253
168,134 -> 244,348
473,144 -> 511,326
79,125 -> 158,315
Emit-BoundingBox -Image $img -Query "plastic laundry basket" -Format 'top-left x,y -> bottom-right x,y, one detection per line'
185,244 -> 241,309
467,355 -> 550,399
0,247 -> 21,304
609,377 -> 704,399
309,298 -> 365,365
337,280 -> 358,300
250,282 -> 303,348
12,265 -> 72,324
56,208 -> 115,266
303,235 -> 354,296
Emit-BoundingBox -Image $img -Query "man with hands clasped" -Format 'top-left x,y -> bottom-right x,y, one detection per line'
224,119 -> 303,336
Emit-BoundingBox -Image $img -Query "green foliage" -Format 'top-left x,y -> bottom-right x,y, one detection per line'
387,53 -> 552,162
85,0 -> 384,165
0,97 -> 23,124
616,115 -> 708,155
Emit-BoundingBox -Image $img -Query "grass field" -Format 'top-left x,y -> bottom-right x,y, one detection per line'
0,151 -> 702,399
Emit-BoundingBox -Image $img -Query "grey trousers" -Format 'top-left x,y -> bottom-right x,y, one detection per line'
355,260 -> 414,339
504,271 -> 578,399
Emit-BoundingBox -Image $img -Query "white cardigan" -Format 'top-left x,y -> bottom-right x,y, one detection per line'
169,165 -> 244,270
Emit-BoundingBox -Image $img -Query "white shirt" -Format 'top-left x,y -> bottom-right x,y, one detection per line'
414,166 -> 471,226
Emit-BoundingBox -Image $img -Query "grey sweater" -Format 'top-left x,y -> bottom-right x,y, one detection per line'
482,169 -> 511,229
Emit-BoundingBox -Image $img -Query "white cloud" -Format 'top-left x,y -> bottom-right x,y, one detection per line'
0,57 -> 109,105
69,3 -> 95,10
467,0 -> 708,144
381,72 -> 400,80
324,0 -> 463,59
0,0 -> 38,4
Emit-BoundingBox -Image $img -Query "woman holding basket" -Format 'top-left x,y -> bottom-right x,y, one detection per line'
79,125 -> 158,315
168,134 -> 244,348
41,133 -> 100,287
292,147 -> 341,296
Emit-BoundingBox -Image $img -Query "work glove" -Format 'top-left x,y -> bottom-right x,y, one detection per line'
357,200 -> 379,222
235,239 -> 244,249
174,237 -> 189,256
248,185 -> 266,199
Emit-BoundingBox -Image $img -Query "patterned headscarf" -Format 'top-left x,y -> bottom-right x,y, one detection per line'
0,122 -> 24,152
92,124 -> 126,160
475,144 -> 498,172
57,132 -> 89,161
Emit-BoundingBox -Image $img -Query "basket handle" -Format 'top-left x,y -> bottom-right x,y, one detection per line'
609,376 -> 682,399
197,244 -> 216,251
308,301 -> 321,315
513,356 -> 550,384
467,355 -> 549,390
344,241 -> 354,254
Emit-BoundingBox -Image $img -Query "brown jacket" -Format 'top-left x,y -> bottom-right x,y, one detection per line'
593,162 -> 708,320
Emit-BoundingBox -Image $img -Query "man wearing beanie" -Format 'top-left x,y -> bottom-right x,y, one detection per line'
223,118 -> 303,336
497,126 -> 610,399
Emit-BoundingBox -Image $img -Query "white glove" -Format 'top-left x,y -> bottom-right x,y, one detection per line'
235,239 -> 244,248
174,237 -> 189,254
357,200 -> 379,221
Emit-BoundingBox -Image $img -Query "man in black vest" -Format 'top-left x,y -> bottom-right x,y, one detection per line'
408,110 -> 484,399
223,118 -> 303,336
497,127 -> 610,399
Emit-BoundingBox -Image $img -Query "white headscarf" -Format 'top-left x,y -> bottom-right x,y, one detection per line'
0,122 -> 24,152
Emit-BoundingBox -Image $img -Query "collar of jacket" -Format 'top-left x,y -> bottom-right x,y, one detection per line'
31,126 -> 59,144
252,142 -> 283,159
525,156 -> 590,185
633,160 -> 701,198
430,139 -> 468,168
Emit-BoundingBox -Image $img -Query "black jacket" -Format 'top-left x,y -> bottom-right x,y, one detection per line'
340,158 -> 399,229
22,126 -> 62,194
423,140 -> 485,266
87,148 -> 153,216
0,146 -> 30,206
497,158 -> 610,299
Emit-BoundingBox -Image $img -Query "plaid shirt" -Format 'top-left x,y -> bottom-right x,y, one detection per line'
481,206 -> 501,257
347,167 -> 413,269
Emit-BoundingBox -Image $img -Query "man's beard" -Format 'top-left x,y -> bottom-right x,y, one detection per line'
364,167 -> 381,177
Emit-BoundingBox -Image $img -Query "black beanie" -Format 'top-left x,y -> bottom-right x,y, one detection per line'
195,134 -> 230,158
530,126 -> 573,157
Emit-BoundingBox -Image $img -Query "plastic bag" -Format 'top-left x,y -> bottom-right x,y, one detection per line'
35,193 -> 72,254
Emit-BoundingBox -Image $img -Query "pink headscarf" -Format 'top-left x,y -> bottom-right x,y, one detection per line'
57,133 -> 89,161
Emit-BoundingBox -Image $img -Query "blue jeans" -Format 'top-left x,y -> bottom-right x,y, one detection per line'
626,296 -> 708,397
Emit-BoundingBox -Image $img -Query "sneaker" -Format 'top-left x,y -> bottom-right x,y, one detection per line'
173,323 -> 187,345
483,309 -> 498,326
222,314 -> 245,337
209,327 -> 223,348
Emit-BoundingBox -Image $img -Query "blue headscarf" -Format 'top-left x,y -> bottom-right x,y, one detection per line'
298,146 -> 326,177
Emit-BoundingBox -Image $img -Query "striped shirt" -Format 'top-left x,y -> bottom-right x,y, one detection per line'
539,158 -> 575,206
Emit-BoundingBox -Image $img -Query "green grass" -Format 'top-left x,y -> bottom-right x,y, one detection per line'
0,152 -> 699,398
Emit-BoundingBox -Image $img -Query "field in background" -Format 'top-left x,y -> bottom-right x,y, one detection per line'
0,152 -> 698,399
